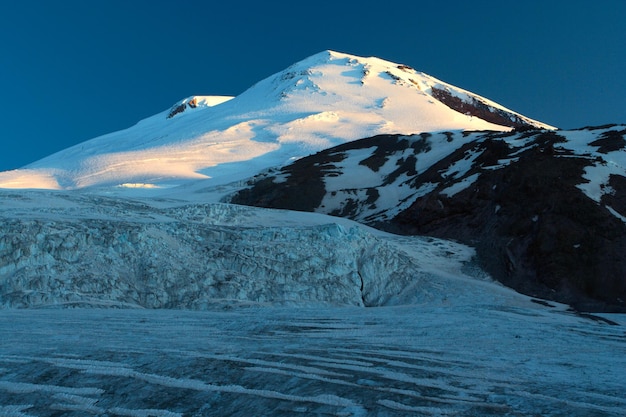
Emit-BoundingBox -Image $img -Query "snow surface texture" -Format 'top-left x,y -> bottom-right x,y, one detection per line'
0,190 -> 496,309
1,307 -> 624,416
0,50 -> 552,192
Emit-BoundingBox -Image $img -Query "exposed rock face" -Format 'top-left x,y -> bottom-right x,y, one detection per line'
431,87 -> 536,129
230,133 -> 442,223
167,97 -> 200,118
229,126 -> 626,312
166,96 -> 233,118
393,132 -> 626,312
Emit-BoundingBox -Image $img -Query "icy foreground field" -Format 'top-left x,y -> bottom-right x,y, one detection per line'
1,192 -> 624,415
0,306 -> 624,417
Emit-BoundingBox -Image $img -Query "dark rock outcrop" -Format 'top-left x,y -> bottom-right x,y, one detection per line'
431,87 -> 543,129
393,132 -> 626,312
229,126 -> 626,312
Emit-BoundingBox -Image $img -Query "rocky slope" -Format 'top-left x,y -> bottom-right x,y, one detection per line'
229,125 -> 626,312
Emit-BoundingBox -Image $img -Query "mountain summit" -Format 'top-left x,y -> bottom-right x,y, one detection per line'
0,50 -> 553,191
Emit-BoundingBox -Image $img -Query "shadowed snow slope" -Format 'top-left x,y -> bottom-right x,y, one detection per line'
0,50 -> 553,191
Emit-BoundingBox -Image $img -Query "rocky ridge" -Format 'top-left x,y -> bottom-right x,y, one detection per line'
229,125 -> 626,312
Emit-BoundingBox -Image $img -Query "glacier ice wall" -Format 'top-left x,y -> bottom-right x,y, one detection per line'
0,196 -> 456,309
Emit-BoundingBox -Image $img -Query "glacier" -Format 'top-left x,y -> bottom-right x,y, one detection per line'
0,190 -> 492,309
1,190 -> 625,416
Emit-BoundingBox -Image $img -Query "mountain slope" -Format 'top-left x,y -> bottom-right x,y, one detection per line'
229,125 -> 626,312
0,50 -> 552,192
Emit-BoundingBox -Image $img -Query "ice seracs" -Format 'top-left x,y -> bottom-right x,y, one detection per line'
0,50 -> 554,192
0,192 -> 495,309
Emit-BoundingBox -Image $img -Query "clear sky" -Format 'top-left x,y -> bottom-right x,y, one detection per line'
1,0 -> 625,171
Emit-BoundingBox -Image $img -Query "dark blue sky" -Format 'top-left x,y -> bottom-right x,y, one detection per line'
1,0 -> 625,171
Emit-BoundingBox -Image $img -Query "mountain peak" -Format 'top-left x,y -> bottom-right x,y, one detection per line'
249,50 -> 554,129
0,50 -> 554,191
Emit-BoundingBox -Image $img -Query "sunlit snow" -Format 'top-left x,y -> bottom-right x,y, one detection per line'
0,51 -> 552,192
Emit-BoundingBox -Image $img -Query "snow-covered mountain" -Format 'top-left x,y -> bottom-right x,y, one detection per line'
1,49 -> 622,312
1,51 -> 625,417
0,50 -> 552,191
